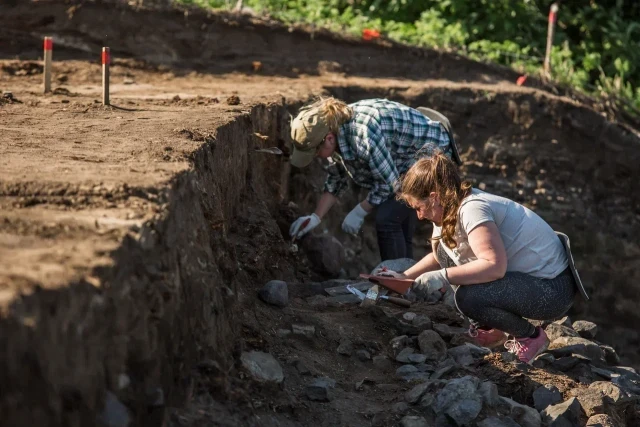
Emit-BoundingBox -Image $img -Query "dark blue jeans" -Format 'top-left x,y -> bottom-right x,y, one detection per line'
375,196 -> 417,261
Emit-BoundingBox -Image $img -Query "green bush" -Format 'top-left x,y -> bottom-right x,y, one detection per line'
176,0 -> 640,115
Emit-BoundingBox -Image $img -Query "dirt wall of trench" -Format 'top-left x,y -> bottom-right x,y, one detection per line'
0,103 -> 296,426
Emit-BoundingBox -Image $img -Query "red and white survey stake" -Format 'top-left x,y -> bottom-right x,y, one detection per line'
543,3 -> 559,75
102,47 -> 110,106
43,37 -> 53,93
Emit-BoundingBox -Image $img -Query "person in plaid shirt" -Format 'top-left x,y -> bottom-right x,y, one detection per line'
289,97 -> 461,261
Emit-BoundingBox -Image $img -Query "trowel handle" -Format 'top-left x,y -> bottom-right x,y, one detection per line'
382,296 -> 411,308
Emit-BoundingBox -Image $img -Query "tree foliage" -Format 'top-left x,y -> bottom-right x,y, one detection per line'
177,0 -> 640,113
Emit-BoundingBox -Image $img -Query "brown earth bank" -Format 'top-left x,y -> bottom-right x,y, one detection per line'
1,1 -> 640,426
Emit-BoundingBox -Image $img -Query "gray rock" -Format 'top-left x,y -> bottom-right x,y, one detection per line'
396,347 -> 416,363
586,414 -> 616,427
337,338 -> 354,356
294,360 -> 311,375
591,366 -> 613,380
612,374 -> 640,395
544,323 -> 579,341
478,381 -> 500,408
464,343 -> 493,357
396,364 -> 419,377
98,391 -> 130,427
372,258 -> 416,274
412,314 -> 433,331
306,377 -> 336,401
355,349 -> 371,361
403,312 -> 417,322
589,381 -> 635,404
408,353 -> 427,364
575,389 -> 605,417
541,398 -> 583,427
258,280 -> 288,307
532,384 -> 562,411
402,311 -> 417,322
390,335 -> 411,357
554,316 -> 572,327
610,365 -> 640,382
572,320 -> 598,339
434,375 -> 480,414
418,392 -> 435,408
436,324 -> 468,340
392,401 -> 410,414
301,234 -> 345,277
240,351 -> 284,384
291,324 -> 315,338
430,363 -> 456,380
400,415 -> 428,427
447,345 -> 474,366
532,352 -> 555,368
446,398 -> 482,426
401,372 -> 432,382
500,397 -> 542,427
418,330 -> 448,362
549,337 -> 604,361
416,363 -> 435,372
478,416 -> 522,427
405,381 -> 436,404
552,356 -> 585,372
599,344 -> 620,365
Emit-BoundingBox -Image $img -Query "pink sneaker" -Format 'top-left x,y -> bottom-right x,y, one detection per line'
504,327 -> 550,364
470,328 -> 508,349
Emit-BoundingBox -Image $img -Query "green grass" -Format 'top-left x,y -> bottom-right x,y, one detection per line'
174,0 -> 640,119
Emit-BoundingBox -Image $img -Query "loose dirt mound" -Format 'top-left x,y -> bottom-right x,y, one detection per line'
1,1 -> 640,426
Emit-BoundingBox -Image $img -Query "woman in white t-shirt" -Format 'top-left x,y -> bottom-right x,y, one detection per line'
382,153 -> 580,364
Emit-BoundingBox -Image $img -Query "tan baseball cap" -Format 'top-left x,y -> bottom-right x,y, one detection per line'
289,106 -> 331,168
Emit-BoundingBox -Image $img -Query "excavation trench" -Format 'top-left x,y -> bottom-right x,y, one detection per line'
2,89 -> 639,426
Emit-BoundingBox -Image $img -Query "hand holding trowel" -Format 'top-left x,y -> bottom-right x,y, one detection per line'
347,284 -> 411,308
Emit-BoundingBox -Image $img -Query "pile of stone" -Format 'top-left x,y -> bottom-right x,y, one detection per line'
381,310 -> 639,426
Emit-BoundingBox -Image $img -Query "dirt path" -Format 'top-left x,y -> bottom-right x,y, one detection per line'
2,2 -> 640,426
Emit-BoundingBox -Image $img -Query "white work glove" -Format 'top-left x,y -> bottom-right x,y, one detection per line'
342,203 -> 369,234
371,266 -> 406,278
411,269 -> 450,302
289,213 -> 321,239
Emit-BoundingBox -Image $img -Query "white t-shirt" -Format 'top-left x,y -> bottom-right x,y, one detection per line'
432,189 -> 568,279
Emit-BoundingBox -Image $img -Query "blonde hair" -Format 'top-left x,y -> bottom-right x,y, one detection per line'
397,153 -> 472,249
305,96 -> 353,133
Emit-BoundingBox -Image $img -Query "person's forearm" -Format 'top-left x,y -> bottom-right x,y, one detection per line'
403,252 -> 441,279
445,259 -> 506,285
360,199 -> 375,213
314,192 -> 339,219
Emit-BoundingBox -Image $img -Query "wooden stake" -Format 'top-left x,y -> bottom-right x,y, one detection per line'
102,47 -> 110,106
543,3 -> 559,76
43,37 -> 53,93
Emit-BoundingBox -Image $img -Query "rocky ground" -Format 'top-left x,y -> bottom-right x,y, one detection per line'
1,1 -> 640,426
171,257 -> 640,426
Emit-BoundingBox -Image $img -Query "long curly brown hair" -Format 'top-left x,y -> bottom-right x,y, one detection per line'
397,153 -> 471,249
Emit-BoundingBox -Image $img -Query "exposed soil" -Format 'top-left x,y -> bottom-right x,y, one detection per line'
1,1 -> 639,426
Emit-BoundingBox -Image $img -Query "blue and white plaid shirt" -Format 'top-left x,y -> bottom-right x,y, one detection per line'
324,99 -> 452,205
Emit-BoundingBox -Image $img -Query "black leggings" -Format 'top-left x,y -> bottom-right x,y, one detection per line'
375,196 -> 417,261
435,244 -> 576,338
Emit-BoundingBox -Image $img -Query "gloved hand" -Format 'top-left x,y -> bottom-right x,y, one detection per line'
411,269 -> 450,302
289,213 -> 321,239
342,203 -> 369,234
371,266 -> 406,278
